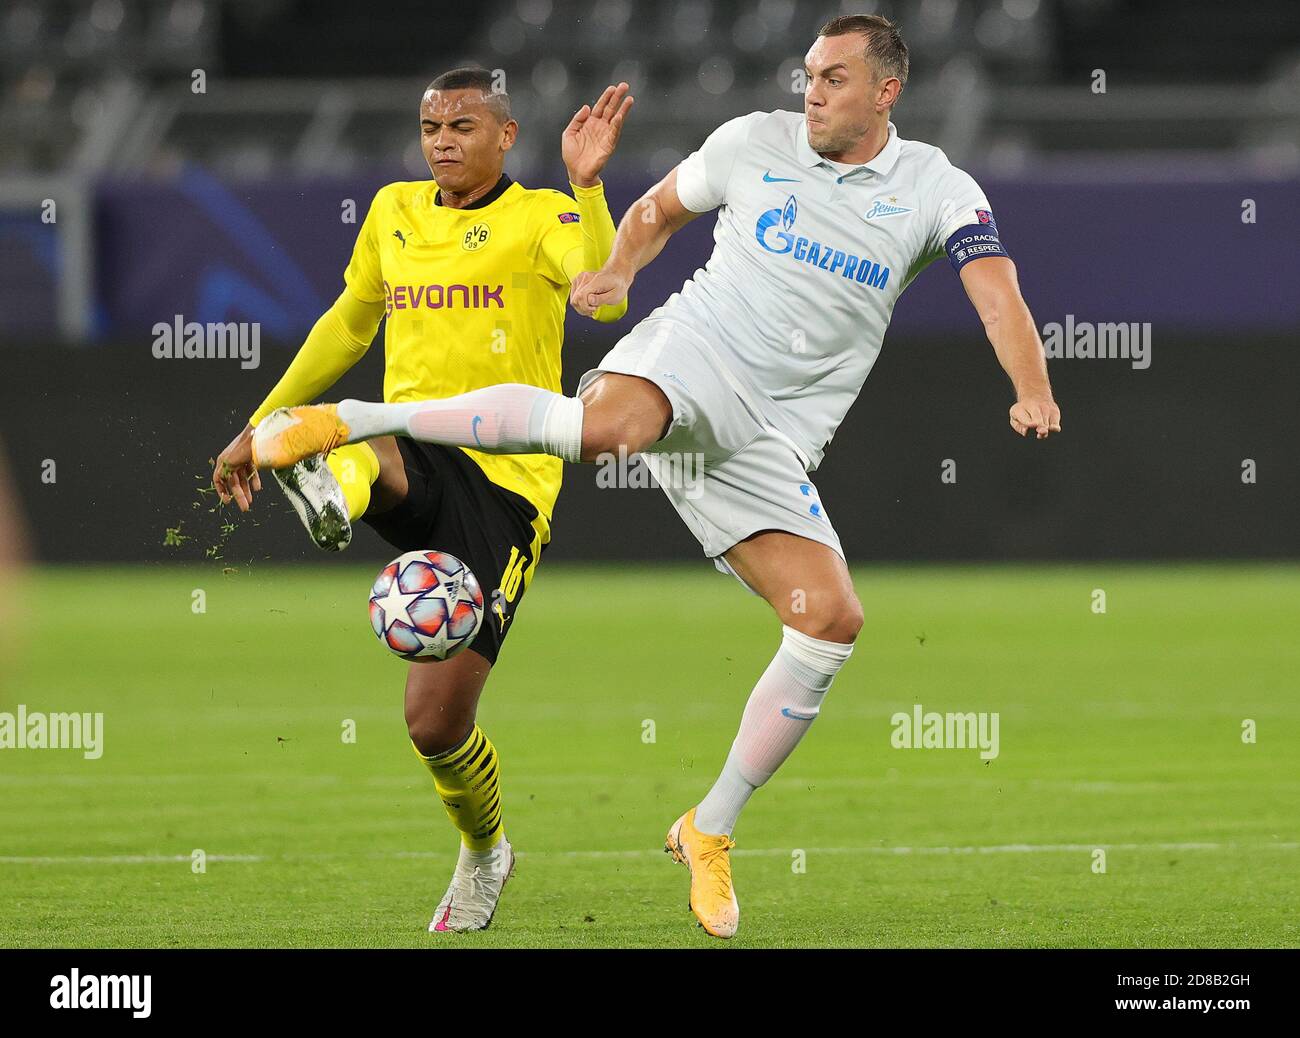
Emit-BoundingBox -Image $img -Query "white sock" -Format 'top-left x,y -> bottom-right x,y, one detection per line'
337,385 -> 584,464
461,833 -> 506,868
693,626 -> 854,836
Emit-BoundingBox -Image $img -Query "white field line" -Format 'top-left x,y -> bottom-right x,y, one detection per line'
5,774 -> 1300,794
2,842 -> 1297,866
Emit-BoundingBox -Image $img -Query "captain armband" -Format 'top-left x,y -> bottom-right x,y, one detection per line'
944,211 -> 1009,272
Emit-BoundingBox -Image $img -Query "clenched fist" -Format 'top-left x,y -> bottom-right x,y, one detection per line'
570,267 -> 632,318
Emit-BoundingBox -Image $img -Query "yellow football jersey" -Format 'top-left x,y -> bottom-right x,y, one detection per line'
342,175 -> 602,533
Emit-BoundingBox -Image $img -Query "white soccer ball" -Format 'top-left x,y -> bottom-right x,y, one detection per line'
368,550 -> 485,661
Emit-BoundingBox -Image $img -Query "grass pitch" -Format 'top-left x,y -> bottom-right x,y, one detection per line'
1,563 -> 1297,948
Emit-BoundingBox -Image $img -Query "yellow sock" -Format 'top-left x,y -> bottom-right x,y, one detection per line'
325,442 -> 380,522
412,726 -> 504,851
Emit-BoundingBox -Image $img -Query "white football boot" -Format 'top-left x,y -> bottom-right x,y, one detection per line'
255,406 -> 351,552
253,408 -> 353,556
271,452 -> 352,552
429,836 -> 516,933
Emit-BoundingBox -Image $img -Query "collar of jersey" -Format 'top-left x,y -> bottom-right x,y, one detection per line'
434,172 -> 514,210
796,118 -> 901,178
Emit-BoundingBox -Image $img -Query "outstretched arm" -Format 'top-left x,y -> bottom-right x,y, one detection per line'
570,111 -> 757,317
569,167 -> 699,317
557,83 -> 634,322
212,286 -> 385,509
958,257 -> 1061,439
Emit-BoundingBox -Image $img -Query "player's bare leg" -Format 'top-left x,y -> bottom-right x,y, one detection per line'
723,531 -> 863,643
575,372 -> 672,459
406,649 -> 515,933
668,532 -> 861,938
405,648 -> 490,757
364,436 -> 409,514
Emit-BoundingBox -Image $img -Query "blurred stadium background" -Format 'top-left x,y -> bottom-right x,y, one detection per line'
0,0 -> 1296,564
2,0 -> 1299,953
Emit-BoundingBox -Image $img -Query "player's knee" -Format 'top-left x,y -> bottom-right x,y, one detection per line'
579,411 -> 622,459
837,595 -> 866,643
793,591 -> 863,645
578,375 -> 672,460
580,408 -> 659,459
405,708 -> 470,758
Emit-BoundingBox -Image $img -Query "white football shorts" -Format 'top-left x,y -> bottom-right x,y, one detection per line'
578,316 -> 844,583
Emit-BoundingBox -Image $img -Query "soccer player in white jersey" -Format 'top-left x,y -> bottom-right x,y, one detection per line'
252,15 -> 1061,938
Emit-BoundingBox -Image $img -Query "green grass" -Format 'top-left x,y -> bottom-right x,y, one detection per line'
1,563 -> 1298,947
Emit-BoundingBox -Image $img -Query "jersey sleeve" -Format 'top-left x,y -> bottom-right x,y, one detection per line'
342,187 -> 389,303
926,164 -> 1009,273
535,190 -> 587,285
536,185 -> 628,322
929,165 -> 991,247
675,112 -> 764,213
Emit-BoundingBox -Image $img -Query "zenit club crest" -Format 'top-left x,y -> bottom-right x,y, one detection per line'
863,198 -> 913,220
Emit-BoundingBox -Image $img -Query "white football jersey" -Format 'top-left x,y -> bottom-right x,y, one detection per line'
664,109 -> 998,468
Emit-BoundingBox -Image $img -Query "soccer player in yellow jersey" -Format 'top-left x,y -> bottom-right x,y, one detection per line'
210,67 -> 633,932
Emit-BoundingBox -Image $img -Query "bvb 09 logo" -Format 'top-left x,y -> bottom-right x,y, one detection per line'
462,223 -> 491,251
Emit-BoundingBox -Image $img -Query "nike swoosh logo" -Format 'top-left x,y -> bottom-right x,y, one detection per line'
763,170 -> 801,183
471,415 -> 484,447
781,707 -> 817,720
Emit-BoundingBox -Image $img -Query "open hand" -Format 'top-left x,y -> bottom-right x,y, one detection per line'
1009,395 -> 1062,439
562,82 -> 634,187
212,424 -> 262,511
